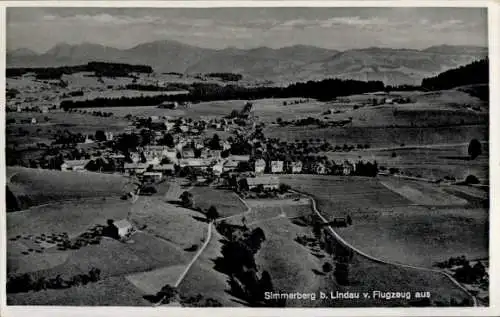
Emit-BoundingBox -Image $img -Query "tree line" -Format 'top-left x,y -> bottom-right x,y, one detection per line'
7,61 -> 153,79
60,78 -> 385,110
421,59 -> 488,90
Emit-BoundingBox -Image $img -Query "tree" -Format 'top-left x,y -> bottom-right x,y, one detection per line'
465,174 -> 480,184
322,262 -> 333,273
179,191 -> 194,208
206,205 -> 220,222
468,139 -> 482,159
259,270 -> 274,293
159,133 -> 175,147
209,133 -> 221,150
334,262 -> 349,285
156,284 -> 178,304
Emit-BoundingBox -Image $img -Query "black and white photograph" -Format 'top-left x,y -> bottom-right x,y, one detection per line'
3,3 -> 494,312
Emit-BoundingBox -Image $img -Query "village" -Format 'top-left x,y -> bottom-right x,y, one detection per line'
12,101 -> 375,195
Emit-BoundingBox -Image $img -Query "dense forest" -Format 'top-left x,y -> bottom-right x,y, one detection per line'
60,78 -> 384,110
421,59 -> 488,90
7,61 -> 153,79
206,73 -> 243,82
124,83 -> 191,92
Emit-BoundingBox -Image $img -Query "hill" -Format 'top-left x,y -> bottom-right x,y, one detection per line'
8,41 -> 487,85
421,59 -> 489,91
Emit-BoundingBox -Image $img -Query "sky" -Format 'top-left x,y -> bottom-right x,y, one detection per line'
7,7 -> 488,53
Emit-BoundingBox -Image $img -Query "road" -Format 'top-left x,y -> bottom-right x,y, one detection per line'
293,190 -> 478,307
151,186 -> 213,307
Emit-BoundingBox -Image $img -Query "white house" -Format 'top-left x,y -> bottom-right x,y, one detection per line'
212,162 -> 224,176
290,161 -> 303,173
152,164 -> 175,175
130,152 -> 141,163
113,219 -> 134,240
316,163 -> 327,175
229,155 -> 250,162
60,159 -> 90,172
124,163 -> 149,175
254,159 -> 266,174
179,158 -> 211,168
271,161 -> 284,173
105,131 -> 114,141
142,172 -> 163,182
246,176 -> 280,190
343,160 -> 356,176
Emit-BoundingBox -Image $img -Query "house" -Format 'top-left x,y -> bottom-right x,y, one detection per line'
229,155 -> 250,162
343,160 -> 356,176
124,163 -> 149,175
179,158 -> 211,168
84,135 -> 95,144
246,176 -> 280,190
290,161 -> 303,173
41,106 -> 49,113
105,131 -> 114,141
130,152 -> 141,163
182,149 -> 195,159
212,162 -> 224,176
316,163 -> 327,175
31,117 -> 37,124
152,164 -> 175,175
222,141 -> 231,151
164,121 -> 176,131
142,172 -> 163,182
112,219 -> 134,239
60,159 -> 90,172
179,125 -> 190,133
158,101 -> 178,109
254,159 -> 266,174
271,161 -> 284,173
145,156 -> 161,166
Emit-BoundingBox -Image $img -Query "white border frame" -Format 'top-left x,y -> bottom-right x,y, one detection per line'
1,1 -> 498,316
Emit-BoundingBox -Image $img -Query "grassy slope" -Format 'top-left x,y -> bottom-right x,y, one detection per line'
7,276 -> 150,306
279,175 -> 488,268
7,167 -> 134,210
190,187 -> 247,217
177,229 -> 244,307
250,206 -> 470,307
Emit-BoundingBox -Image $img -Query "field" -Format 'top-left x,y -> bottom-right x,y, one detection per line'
7,276 -> 150,306
189,186 -> 248,217
248,204 -> 471,307
177,229 -> 245,306
6,173 -> 229,305
78,98 -> 329,122
265,124 -> 488,148
7,167 -> 134,210
279,175 -> 488,268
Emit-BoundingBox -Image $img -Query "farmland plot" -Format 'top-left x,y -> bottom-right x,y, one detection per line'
7,167 -> 134,210
278,175 -> 488,268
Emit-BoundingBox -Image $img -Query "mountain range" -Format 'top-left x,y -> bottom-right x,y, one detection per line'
7,40 -> 488,85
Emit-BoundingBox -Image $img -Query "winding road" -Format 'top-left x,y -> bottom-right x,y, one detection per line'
294,190 -> 478,307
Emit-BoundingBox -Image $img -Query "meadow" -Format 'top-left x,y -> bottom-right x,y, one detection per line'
7,167 -> 134,210
265,125 -> 488,148
248,206 -> 472,307
189,187 -> 248,218
278,175 -> 488,268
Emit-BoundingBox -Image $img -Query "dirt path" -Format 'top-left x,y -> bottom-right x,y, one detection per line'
293,190 -> 478,307
217,193 -> 252,222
